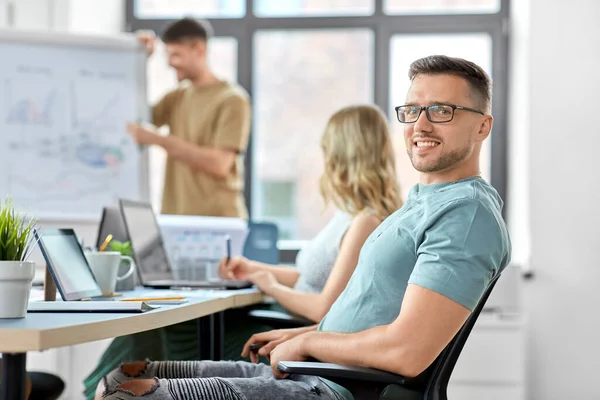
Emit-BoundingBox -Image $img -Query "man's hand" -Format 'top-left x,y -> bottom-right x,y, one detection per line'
242,327 -> 309,364
127,123 -> 161,146
136,30 -> 156,56
269,333 -> 311,379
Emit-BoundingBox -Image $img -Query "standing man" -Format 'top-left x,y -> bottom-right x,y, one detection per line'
128,18 -> 251,219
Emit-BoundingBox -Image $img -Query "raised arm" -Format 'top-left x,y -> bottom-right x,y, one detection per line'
129,93 -> 251,179
260,213 -> 381,322
159,94 -> 251,178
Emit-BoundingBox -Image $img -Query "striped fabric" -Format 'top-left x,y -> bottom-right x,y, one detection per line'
83,305 -> 278,399
167,378 -> 244,400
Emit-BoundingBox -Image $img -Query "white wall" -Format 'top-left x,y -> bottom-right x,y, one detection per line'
63,0 -> 124,34
517,0 -> 600,398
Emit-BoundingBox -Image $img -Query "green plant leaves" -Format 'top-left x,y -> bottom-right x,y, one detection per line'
108,240 -> 132,256
0,196 -> 37,261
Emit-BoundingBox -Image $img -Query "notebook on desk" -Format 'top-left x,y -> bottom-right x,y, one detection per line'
118,199 -> 253,290
32,228 -> 158,313
28,301 -> 157,313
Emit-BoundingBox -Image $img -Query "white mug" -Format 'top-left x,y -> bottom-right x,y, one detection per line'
85,251 -> 135,296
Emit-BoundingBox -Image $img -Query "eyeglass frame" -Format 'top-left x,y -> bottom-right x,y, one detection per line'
394,104 -> 485,124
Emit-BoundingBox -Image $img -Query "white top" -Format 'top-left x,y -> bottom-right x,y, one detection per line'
293,211 -> 353,293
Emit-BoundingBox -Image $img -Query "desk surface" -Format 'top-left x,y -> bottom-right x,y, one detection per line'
0,288 -> 263,353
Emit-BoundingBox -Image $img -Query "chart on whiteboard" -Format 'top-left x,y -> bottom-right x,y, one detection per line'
0,44 -> 142,218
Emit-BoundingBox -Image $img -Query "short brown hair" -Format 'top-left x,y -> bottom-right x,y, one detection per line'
408,55 -> 492,112
161,18 -> 213,43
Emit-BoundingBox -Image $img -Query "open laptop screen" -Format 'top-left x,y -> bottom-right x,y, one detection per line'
119,199 -> 173,282
36,229 -> 102,301
95,207 -> 129,250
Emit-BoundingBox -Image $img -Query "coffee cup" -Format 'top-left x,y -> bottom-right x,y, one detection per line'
85,251 -> 135,296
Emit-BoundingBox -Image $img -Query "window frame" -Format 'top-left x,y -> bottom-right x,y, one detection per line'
124,0 -> 510,262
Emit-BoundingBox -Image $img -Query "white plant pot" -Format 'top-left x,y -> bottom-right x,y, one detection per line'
0,261 -> 35,318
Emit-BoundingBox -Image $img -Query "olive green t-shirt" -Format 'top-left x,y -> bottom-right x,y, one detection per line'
152,80 -> 251,219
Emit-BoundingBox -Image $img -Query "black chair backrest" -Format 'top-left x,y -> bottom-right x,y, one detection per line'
423,272 -> 502,399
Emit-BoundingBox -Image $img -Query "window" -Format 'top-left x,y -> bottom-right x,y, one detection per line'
256,181 -> 296,239
384,0 -> 500,15
254,0 -> 374,17
389,33 -> 493,199
146,38 -> 238,210
252,29 -> 374,240
134,0 -> 245,19
126,0 -> 509,245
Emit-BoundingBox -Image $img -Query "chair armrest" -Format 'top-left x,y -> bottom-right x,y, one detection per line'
277,362 -> 406,385
248,309 -> 313,328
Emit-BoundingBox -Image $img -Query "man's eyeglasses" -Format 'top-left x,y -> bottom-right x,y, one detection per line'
394,104 -> 485,124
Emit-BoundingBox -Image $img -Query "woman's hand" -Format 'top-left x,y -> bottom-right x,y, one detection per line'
218,256 -> 256,280
247,270 -> 278,295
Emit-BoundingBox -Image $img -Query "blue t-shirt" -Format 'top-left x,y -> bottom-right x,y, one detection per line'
318,177 -> 511,398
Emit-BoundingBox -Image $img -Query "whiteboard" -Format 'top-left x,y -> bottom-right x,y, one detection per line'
0,29 -> 149,220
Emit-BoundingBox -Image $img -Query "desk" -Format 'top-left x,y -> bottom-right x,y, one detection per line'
0,288 -> 263,400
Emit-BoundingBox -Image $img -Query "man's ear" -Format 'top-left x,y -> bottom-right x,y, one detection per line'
193,40 -> 207,57
476,115 -> 493,142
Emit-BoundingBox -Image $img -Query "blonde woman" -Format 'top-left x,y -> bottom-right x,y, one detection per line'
219,104 -> 403,323
93,105 -> 403,400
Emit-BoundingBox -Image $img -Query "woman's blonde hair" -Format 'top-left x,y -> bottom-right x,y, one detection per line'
319,105 -> 403,220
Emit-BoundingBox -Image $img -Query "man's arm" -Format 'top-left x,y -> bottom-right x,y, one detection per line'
270,284 -> 469,378
127,124 -> 236,178
129,92 -> 251,179
242,325 -> 319,363
269,200 -> 508,379
158,135 -> 237,179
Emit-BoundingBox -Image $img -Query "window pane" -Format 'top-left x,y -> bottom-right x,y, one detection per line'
389,34 -> 492,201
146,38 -> 237,210
254,0 -> 374,17
253,29 -> 373,240
384,0 -> 500,14
135,0 -> 245,19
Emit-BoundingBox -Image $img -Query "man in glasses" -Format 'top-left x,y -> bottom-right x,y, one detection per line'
96,55 -> 510,400
395,63 -> 489,182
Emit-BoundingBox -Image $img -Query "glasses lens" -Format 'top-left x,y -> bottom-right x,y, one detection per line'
427,105 -> 454,122
398,106 -> 421,123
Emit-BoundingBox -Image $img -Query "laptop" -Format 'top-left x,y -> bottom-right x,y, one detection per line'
32,228 -> 156,313
118,199 -> 253,290
95,206 -> 130,250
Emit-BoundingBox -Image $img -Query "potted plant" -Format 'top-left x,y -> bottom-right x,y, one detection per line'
0,196 -> 37,318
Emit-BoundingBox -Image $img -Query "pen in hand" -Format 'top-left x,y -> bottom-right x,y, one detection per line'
225,235 -> 231,265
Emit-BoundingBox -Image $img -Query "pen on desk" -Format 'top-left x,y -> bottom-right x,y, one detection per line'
98,234 -> 113,252
120,296 -> 186,302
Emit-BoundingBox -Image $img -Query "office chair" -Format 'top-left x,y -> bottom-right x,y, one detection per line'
243,222 -> 313,329
277,273 -> 503,400
0,369 -> 64,400
243,222 -> 279,265
28,372 -> 65,400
